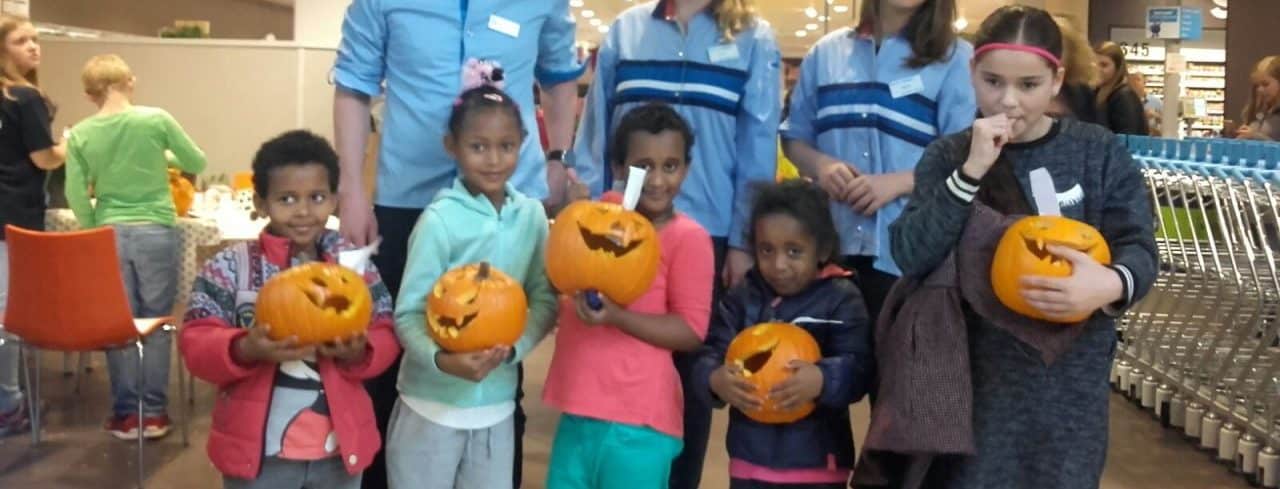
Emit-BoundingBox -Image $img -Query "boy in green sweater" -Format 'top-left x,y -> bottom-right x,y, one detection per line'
64,54 -> 206,440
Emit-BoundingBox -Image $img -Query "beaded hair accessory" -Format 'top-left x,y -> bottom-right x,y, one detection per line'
456,58 -> 506,106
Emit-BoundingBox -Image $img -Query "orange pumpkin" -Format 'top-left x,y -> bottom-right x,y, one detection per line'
724,322 -> 822,424
168,168 -> 195,217
546,200 -> 661,305
991,216 -> 1112,323
255,262 -> 373,345
427,262 -> 528,353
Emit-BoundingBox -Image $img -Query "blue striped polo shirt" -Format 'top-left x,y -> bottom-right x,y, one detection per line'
780,27 -> 976,276
569,0 -> 781,248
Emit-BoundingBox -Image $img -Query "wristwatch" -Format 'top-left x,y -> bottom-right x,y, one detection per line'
546,149 -> 566,162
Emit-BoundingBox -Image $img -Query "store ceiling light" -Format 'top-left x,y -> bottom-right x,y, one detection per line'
804,7 -> 818,18
590,18 -> 602,26
1210,7 -> 1227,19
570,0 -> 583,7
581,9 -> 594,18
953,17 -> 968,31
833,4 -> 850,13
806,23 -> 819,30
795,30 -> 808,38
1213,0 -> 1227,7
598,24 -> 609,33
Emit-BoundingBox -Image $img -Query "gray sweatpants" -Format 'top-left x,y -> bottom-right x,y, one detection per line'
385,399 -> 514,489
222,456 -> 360,489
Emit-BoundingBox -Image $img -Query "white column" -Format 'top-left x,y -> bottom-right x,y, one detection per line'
294,0 -> 351,48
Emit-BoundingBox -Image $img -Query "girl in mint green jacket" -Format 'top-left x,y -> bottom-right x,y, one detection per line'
386,72 -> 556,489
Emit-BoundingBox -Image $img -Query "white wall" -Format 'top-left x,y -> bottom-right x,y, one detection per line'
294,0 -> 350,48
42,37 -> 337,178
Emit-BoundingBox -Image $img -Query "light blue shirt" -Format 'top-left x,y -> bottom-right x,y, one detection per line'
780,27 -> 976,276
334,0 -> 585,208
570,0 -> 781,248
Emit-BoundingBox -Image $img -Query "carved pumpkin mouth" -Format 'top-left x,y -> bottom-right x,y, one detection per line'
578,224 -> 645,257
430,312 -> 479,338
1020,235 -> 1097,267
301,277 -> 354,314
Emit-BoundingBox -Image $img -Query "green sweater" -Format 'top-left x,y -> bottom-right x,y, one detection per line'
65,106 -> 206,228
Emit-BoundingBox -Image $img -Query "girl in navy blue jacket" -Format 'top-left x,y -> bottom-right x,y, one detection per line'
692,180 -> 874,489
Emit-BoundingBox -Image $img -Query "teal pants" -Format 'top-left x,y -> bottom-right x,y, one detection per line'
546,414 -> 683,489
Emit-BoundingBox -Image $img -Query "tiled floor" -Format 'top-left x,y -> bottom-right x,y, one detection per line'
0,335 -> 1256,488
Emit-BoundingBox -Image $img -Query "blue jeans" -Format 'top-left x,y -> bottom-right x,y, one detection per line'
0,241 -> 20,413
104,224 -> 177,417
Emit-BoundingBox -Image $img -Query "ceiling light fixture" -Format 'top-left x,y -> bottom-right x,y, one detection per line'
806,23 -> 819,30
598,25 -> 609,33
804,7 -> 818,18
833,5 -> 850,13
795,30 -> 808,38
581,9 -> 594,18
954,17 -> 969,31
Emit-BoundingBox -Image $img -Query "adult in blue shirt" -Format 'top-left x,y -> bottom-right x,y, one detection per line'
332,2 -> 584,488
569,1 -> 780,487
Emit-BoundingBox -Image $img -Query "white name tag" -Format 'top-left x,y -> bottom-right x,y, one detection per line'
488,14 -> 521,38
707,43 -> 740,63
888,74 -> 925,99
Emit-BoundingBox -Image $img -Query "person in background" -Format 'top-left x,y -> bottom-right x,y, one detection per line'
569,2 -> 782,486
1238,55 -> 1280,141
781,0 -> 976,324
332,2 -> 584,487
1128,72 -> 1163,136
1093,41 -> 1148,135
64,54 -> 207,440
1048,15 -> 1099,124
0,14 -> 64,438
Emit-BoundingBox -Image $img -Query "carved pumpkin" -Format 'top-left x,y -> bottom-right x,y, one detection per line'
546,200 -> 661,305
256,262 -> 373,345
724,322 -> 822,424
991,216 -> 1112,323
427,262 -> 527,353
168,168 -> 195,217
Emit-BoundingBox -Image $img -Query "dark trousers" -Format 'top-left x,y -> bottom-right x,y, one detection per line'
669,237 -> 728,489
730,479 -> 847,489
361,206 -> 528,489
840,256 -> 898,325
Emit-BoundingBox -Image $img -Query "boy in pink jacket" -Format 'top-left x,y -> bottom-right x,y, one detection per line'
180,130 -> 400,488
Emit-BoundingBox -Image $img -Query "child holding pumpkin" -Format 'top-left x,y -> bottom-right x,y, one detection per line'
180,130 -> 401,489
64,53 -> 207,440
542,102 -> 716,489
691,179 -> 873,489
884,6 -> 1156,487
386,72 -> 557,489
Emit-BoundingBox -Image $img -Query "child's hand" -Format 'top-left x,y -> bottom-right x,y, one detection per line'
1019,244 -> 1124,322
710,364 -> 762,412
234,324 -> 316,365
573,292 -> 622,326
817,162 -> 858,202
769,360 -> 824,410
435,346 -> 511,382
317,334 -> 369,365
963,114 -> 1013,180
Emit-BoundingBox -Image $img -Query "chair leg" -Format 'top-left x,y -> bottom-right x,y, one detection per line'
61,352 -> 72,378
20,345 -> 39,445
73,352 -> 86,395
172,330 -> 189,447
136,341 -> 145,489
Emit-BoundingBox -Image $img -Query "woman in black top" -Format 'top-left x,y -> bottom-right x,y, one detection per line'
0,13 -> 63,437
1093,42 -> 1148,135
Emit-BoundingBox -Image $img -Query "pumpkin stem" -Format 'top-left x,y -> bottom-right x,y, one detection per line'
477,262 -> 491,281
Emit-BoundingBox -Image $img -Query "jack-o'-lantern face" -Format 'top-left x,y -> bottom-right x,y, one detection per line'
546,201 -> 661,305
724,322 -> 822,424
427,262 -> 527,353
255,262 -> 373,346
991,216 -> 1111,323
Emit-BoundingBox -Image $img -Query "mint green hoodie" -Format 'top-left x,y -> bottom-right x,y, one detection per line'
393,178 -> 556,408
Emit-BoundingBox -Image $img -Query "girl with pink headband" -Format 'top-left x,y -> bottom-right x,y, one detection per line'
871,5 -> 1158,488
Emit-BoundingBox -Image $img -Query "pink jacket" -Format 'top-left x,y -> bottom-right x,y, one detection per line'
179,231 -> 401,479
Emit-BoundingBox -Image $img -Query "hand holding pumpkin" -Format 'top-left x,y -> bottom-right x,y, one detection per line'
234,324 -> 316,365
316,334 -> 369,365
1019,244 -> 1124,322
572,292 -> 621,325
768,360 -> 824,411
435,346 -> 511,382
710,364 -> 763,413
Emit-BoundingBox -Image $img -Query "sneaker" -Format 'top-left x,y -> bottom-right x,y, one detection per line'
141,415 -> 172,440
0,403 -> 29,438
106,414 -> 140,440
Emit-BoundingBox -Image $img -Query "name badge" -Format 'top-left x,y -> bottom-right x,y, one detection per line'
488,14 -> 521,38
707,43 -> 740,63
888,74 -> 925,99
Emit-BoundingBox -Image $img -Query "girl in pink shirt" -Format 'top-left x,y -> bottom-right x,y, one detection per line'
542,103 -> 715,489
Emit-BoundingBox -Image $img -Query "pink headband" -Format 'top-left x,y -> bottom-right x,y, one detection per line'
973,43 -> 1062,68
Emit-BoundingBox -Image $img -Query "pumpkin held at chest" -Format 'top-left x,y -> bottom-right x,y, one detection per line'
255,262 -> 374,346
546,200 -> 661,305
990,215 -> 1112,323
725,322 -> 822,424
427,262 -> 528,353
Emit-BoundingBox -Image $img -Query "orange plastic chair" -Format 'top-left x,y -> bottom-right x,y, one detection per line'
1,225 -> 184,489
